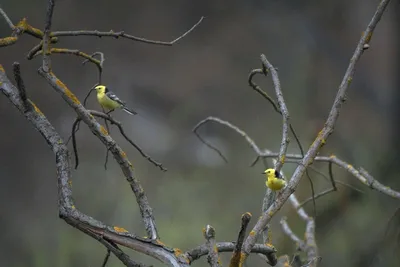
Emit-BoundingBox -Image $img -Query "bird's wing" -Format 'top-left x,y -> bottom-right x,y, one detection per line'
106,90 -> 126,105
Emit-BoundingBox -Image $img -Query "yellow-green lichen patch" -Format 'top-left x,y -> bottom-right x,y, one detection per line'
31,102 -> 44,116
0,37 -> 18,47
0,64 -> 4,72
249,230 -> 256,236
347,77 -> 353,85
63,87 -> 81,105
347,164 -> 353,169
100,125 -> 108,135
280,155 -> 285,164
54,78 -> 80,105
113,226 -> 128,233
15,18 -> 28,30
173,248 -> 183,257
120,151 -> 127,158
155,239 -> 166,246
71,205 -> 75,209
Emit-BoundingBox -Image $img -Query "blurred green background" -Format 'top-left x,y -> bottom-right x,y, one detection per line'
1,0 -> 399,266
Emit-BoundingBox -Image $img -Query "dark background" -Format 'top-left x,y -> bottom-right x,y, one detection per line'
0,0 -> 399,266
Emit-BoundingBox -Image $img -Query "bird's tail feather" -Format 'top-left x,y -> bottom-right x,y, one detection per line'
123,107 -> 137,115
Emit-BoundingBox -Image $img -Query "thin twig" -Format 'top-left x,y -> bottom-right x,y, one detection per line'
70,110 -> 166,171
203,225 -> 221,267
42,0 -> 56,72
51,16 -> 205,46
280,217 -> 306,251
82,52 -> 105,83
101,249 -> 111,267
259,54 -> 289,173
34,48 -> 102,71
71,118 -> 80,169
27,42 -> 44,59
248,68 -> 279,112
12,62 -> 30,111
298,188 -> 336,208
0,6 -> 14,28
310,166 -> 364,194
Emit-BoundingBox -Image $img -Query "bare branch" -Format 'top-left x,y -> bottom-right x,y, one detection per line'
87,110 -> 166,171
249,59 -> 317,218
0,6 -> 14,28
194,117 -> 399,200
33,48 -> 102,71
248,68 -> 279,112
82,52 -> 105,84
42,0 -> 56,72
1,65 -> 188,267
274,159 -> 318,266
185,242 -> 276,265
229,213 -> 252,267
280,217 -> 306,251
193,116 -> 264,158
298,188 -> 336,208
203,225 -> 221,267
38,69 -> 159,239
71,118 -> 80,169
51,16 -> 205,46
12,62 -> 30,112
101,249 -> 111,267
259,54 -> 290,172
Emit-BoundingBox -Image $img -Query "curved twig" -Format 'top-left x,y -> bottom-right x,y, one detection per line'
51,17 -> 205,46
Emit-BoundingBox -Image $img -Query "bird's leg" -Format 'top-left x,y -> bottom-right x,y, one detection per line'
106,109 -> 115,115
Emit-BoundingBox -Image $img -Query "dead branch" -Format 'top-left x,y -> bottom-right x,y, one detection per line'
71,110 -> 166,171
229,213 -> 252,267
203,225 -> 221,267
0,64 -> 187,267
51,16 -> 204,46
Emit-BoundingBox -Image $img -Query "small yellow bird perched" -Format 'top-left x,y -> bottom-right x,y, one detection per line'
94,85 -> 137,115
264,168 -> 286,191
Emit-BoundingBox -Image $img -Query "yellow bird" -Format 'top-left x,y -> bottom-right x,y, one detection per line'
94,85 -> 137,115
263,168 -> 286,191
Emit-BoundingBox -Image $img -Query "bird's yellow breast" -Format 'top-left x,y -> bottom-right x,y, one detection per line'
97,92 -> 121,110
266,177 -> 286,191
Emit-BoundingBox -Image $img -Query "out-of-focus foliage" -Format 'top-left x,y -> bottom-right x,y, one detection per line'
0,0 -> 399,266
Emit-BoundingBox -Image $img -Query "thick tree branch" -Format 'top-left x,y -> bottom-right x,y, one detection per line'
38,69 -> 159,239
0,65 -> 188,267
